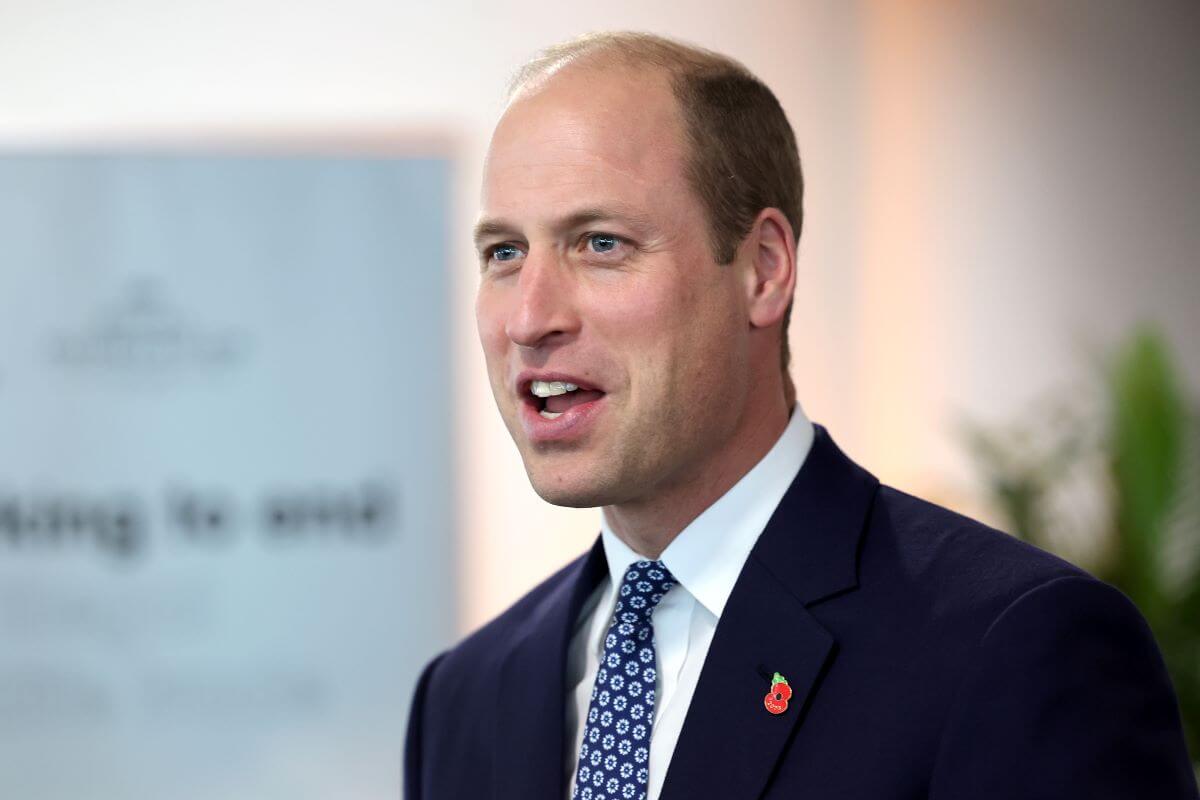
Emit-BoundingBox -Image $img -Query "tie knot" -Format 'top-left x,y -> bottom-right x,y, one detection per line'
616,559 -> 676,618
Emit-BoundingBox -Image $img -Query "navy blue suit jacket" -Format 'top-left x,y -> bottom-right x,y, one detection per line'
405,425 -> 1197,798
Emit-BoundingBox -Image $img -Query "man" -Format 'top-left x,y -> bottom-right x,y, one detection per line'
405,32 -> 1197,799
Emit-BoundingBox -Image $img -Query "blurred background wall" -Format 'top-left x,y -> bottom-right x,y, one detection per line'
1,0 -> 1198,792
3,0 -> 1197,630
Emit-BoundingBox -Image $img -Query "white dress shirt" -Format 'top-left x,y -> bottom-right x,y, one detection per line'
564,405 -> 815,799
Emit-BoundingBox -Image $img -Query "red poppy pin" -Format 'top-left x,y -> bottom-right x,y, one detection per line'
763,671 -> 792,715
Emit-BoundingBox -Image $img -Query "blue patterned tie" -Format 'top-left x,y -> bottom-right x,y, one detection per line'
572,559 -> 677,800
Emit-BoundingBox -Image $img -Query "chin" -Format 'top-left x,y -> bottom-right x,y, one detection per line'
527,476 -> 611,509
524,460 -> 619,509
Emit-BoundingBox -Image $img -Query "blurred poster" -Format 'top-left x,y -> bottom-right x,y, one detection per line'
0,154 -> 454,799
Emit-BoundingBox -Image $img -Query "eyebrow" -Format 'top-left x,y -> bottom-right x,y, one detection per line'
472,218 -> 517,249
472,206 -> 657,249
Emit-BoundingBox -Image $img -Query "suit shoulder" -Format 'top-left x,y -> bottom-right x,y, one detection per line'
421,549 -> 593,686
865,484 -> 1096,620
405,547 -> 598,796
927,571 -> 1196,796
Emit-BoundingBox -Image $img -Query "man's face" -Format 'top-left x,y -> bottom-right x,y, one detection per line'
475,66 -> 753,509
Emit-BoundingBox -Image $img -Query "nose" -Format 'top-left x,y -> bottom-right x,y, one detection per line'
504,252 -> 579,349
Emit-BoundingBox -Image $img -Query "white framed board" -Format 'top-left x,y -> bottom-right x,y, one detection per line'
0,152 -> 455,800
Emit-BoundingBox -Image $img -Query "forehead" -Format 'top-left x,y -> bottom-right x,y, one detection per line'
481,65 -> 691,220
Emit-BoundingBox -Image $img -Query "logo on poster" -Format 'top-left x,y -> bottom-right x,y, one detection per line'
49,276 -> 247,374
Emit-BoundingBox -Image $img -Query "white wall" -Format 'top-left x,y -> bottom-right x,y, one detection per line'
2,0 -> 1196,633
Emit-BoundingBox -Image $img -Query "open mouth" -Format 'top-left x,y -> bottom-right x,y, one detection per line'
526,379 -> 606,419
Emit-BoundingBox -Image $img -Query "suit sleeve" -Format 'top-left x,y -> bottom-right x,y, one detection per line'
403,652 -> 445,800
929,574 -> 1198,799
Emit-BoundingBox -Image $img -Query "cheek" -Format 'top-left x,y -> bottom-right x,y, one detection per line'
599,269 -> 743,396
475,287 -> 515,395
595,283 -> 682,380
672,284 -> 747,398
475,287 -> 508,353
606,259 -> 705,328
617,269 -> 740,350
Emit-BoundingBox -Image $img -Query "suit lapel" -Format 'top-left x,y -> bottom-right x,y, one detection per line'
659,424 -> 879,800
493,537 -> 607,800
658,556 -> 835,800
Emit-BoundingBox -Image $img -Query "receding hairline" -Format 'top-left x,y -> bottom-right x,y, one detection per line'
506,31 -> 754,103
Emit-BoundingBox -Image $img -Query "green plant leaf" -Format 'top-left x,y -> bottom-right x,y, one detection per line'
1107,327 -> 1186,622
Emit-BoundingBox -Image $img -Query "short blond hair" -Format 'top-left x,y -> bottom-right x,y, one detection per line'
509,31 -> 803,407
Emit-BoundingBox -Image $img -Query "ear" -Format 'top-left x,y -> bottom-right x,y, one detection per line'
742,207 -> 797,331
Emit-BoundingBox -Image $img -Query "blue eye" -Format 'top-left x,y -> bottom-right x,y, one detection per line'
587,233 -> 619,254
491,244 -> 520,262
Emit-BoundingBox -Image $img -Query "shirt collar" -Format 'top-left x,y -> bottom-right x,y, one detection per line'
599,402 -> 815,619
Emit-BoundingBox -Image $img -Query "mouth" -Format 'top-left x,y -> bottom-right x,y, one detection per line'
515,373 -> 608,442
525,379 -> 606,418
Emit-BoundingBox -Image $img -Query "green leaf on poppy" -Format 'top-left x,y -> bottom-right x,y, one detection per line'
772,672 -> 788,686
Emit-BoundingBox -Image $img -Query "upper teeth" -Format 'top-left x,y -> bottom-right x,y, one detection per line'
531,380 -> 578,397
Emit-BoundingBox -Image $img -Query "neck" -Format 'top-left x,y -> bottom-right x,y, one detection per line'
602,390 -> 791,560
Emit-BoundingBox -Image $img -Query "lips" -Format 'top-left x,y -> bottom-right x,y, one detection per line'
514,370 -> 608,443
